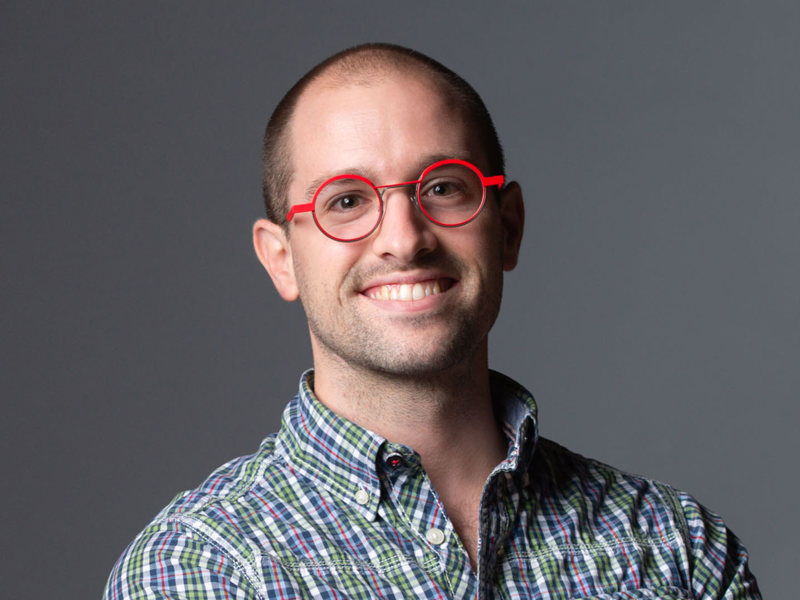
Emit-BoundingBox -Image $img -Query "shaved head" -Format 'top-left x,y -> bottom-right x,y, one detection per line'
261,43 -> 505,225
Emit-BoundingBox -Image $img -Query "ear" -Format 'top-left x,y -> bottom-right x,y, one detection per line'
499,181 -> 525,271
253,218 -> 299,301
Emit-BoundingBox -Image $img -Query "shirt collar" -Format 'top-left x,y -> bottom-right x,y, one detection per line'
276,370 -> 385,520
489,370 -> 539,474
275,369 -> 539,520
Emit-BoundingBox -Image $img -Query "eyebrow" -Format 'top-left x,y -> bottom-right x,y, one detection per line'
301,153 -> 474,200
303,168 -> 370,201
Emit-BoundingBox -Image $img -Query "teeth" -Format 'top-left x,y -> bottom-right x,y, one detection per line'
368,280 -> 443,301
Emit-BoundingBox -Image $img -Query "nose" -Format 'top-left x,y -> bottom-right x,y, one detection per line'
369,187 -> 438,262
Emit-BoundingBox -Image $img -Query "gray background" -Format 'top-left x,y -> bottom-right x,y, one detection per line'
2,1 -> 797,598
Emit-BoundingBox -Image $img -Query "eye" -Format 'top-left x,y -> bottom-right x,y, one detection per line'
420,177 -> 466,202
327,193 -> 366,212
430,182 -> 455,196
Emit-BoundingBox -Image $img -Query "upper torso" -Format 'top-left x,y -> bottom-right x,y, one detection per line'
103,371 -> 761,599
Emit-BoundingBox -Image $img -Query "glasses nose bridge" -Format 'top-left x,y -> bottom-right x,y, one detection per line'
375,179 -> 421,212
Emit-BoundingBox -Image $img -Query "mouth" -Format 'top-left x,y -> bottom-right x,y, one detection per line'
362,278 -> 455,302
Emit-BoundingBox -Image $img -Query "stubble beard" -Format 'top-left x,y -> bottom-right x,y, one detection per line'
301,258 -> 504,381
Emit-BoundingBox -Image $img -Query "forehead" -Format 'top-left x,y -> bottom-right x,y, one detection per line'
286,70 -> 479,184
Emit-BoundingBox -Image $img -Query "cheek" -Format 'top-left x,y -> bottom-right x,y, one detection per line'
455,221 -> 505,270
291,241 -> 362,298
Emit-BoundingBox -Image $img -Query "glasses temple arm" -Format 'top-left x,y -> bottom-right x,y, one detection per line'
286,202 -> 315,222
483,175 -> 504,188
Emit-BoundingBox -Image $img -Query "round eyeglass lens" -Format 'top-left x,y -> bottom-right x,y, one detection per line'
314,176 -> 382,241
417,162 -> 485,226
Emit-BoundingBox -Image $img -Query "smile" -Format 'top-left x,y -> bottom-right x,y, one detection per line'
364,278 -> 452,302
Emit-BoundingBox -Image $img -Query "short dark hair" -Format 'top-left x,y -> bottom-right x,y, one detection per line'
261,43 -> 505,224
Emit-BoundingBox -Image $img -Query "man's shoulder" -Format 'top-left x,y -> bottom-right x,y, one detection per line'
529,438 -> 689,512
533,436 -> 673,489
530,437 -> 749,566
156,432 -> 282,519
103,433 -> 290,598
121,432 -> 290,554
527,437 -> 760,598
531,437 -> 693,536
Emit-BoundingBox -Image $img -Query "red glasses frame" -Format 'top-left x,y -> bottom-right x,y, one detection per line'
285,159 -> 504,242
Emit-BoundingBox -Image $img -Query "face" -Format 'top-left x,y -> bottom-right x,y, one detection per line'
255,70 -> 523,380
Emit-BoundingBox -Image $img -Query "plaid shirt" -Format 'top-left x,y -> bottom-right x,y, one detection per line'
104,371 -> 760,599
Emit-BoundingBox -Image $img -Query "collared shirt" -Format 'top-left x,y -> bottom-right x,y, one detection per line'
104,371 -> 761,599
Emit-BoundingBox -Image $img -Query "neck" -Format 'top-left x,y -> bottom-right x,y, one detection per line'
312,340 -> 507,492
310,342 -> 508,570
313,343 -> 497,447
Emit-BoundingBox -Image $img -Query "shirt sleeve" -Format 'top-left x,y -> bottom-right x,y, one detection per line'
678,492 -> 762,600
103,525 -> 258,600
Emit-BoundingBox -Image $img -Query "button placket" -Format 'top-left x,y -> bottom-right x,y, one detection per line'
379,443 -> 473,593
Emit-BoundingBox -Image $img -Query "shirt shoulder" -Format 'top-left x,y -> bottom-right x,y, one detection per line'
158,432 -> 280,518
527,437 -> 693,555
103,434 -> 283,599
527,438 -> 761,599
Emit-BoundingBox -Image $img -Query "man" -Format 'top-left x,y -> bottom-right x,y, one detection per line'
104,44 -> 760,599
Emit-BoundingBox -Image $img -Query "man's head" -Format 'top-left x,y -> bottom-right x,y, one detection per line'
253,44 -> 523,381
261,43 -> 506,226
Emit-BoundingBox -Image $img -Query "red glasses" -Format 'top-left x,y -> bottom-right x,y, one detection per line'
286,159 -> 504,242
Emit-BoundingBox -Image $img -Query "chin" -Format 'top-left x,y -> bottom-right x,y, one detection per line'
360,332 -> 486,379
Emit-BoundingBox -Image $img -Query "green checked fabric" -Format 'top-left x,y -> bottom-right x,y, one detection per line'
103,370 -> 761,599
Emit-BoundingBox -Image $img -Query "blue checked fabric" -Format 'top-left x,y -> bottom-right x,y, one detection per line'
104,371 -> 761,599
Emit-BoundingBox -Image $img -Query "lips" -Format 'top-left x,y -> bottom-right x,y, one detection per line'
363,278 -> 453,301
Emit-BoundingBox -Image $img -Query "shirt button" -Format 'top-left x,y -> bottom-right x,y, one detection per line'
355,489 -> 370,505
386,454 -> 403,469
426,528 -> 446,546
